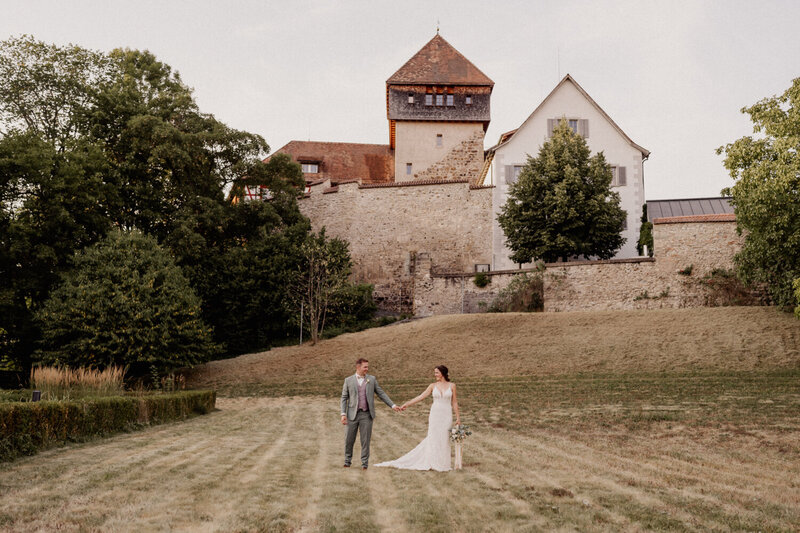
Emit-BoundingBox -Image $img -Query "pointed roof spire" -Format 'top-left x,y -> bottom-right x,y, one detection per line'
386,34 -> 493,86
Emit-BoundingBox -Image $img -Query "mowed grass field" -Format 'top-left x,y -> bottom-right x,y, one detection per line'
1,307 -> 800,532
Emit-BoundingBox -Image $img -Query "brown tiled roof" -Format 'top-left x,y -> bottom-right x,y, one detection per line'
266,141 -> 394,184
653,213 -> 736,224
387,34 -> 493,86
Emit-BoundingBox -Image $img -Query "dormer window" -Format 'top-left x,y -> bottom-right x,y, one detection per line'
301,162 -> 319,173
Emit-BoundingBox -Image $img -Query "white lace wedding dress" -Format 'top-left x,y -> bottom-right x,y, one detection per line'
375,383 -> 453,471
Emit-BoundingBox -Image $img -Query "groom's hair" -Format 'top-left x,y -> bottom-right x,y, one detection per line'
355,358 -> 369,366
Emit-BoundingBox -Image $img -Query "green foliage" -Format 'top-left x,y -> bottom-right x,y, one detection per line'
794,278 -> 800,319
497,119 -> 626,263
473,272 -> 490,288
678,264 -> 694,276
699,268 -> 766,307
718,77 -> 800,311
489,273 -> 544,312
636,204 -> 654,257
326,283 -> 377,329
289,230 -> 353,344
0,390 -> 215,462
0,36 -> 311,368
34,230 -> 218,375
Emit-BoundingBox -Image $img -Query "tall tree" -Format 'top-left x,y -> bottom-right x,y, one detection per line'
497,119 -> 626,263
0,36 -> 309,369
718,77 -> 800,311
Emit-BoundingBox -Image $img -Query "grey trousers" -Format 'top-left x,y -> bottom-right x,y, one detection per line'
344,410 -> 373,467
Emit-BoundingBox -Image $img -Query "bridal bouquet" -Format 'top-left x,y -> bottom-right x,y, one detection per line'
450,424 -> 471,470
450,424 -> 472,443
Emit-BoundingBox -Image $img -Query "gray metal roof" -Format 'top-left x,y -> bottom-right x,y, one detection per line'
646,197 -> 733,222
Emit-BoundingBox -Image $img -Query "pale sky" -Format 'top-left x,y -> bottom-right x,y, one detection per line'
4,0 -> 800,200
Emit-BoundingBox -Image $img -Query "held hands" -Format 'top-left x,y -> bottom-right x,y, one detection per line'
392,405 -> 402,412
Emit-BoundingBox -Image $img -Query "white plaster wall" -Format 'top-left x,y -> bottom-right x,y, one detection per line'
491,79 -> 646,269
395,121 -> 484,181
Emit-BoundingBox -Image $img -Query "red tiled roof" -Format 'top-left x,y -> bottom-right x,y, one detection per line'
266,141 -> 394,185
652,213 -> 736,224
387,34 -> 493,86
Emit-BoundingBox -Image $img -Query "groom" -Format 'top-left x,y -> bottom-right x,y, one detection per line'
341,358 -> 400,469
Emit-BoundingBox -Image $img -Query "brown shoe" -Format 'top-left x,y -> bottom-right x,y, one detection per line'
362,466 -> 368,470
343,464 -> 350,468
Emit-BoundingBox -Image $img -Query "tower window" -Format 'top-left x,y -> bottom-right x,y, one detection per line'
425,94 -> 433,106
408,93 -> 414,104
446,94 -> 454,106
465,95 -> 472,105
406,163 -> 412,175
436,134 -> 443,147
301,162 -> 319,173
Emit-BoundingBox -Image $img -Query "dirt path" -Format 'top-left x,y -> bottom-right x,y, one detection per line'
1,396 -> 798,532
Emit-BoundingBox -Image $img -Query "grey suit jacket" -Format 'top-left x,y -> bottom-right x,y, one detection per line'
341,374 -> 394,420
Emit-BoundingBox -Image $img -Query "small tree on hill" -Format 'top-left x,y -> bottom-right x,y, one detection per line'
289,230 -> 352,344
497,119 -> 626,263
34,230 -> 218,375
718,77 -> 800,313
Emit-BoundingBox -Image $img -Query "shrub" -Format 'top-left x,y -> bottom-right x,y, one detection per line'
473,272 -> 490,288
678,264 -> 694,276
700,268 -> 767,307
34,230 -> 218,377
0,390 -> 215,462
489,274 -> 544,312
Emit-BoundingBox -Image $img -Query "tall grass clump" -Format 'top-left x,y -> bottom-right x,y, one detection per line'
30,365 -> 126,401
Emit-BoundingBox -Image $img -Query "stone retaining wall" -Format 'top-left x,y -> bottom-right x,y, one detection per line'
299,180 -> 493,313
413,218 -> 748,315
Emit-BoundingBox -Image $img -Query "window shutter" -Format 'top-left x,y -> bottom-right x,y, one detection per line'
547,119 -> 555,137
579,119 -> 589,138
618,166 -> 626,186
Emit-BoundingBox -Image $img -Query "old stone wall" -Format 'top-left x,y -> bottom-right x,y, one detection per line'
413,129 -> 485,183
413,219 -> 748,315
299,180 -> 493,314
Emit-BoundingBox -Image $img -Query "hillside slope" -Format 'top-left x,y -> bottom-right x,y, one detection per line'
187,307 -> 800,390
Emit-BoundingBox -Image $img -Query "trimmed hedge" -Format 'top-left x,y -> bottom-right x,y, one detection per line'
0,390 -> 216,462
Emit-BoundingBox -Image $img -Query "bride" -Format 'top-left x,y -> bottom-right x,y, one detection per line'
375,365 -> 460,471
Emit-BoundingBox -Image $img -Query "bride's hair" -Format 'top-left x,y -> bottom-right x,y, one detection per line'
435,365 -> 450,381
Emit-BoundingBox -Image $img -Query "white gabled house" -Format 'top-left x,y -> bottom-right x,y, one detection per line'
485,74 -> 650,269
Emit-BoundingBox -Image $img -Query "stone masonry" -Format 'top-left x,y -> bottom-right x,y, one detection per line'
299,179 -> 493,314
412,130 -> 485,183
413,216 -> 748,316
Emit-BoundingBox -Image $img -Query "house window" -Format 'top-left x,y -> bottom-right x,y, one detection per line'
425,94 -> 433,106
301,163 -> 319,173
436,134 -> 443,147
622,216 -> 628,231
406,163 -> 412,175
610,166 -> 627,187
408,93 -> 414,104
465,95 -> 472,105
446,94 -> 454,106
435,94 -> 444,106
568,119 -> 579,134
505,165 -> 525,184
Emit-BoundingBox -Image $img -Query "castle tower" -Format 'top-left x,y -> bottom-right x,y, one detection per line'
387,34 -> 493,182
